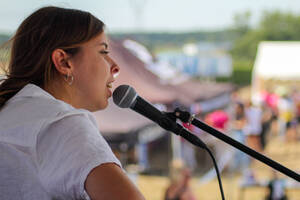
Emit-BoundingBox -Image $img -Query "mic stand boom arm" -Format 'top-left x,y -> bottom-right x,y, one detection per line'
172,108 -> 300,182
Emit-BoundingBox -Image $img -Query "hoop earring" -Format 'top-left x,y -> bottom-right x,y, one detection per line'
64,73 -> 74,85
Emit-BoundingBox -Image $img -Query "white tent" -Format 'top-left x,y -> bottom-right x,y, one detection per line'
253,41 -> 300,80
252,41 -> 300,103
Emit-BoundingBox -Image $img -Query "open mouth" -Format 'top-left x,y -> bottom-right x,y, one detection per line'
107,82 -> 112,89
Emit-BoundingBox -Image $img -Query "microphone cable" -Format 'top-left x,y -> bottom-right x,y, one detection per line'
112,85 -> 226,199
202,145 -> 225,200
174,123 -> 225,200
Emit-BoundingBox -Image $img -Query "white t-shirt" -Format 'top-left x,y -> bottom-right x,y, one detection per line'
244,106 -> 262,136
0,84 -> 121,200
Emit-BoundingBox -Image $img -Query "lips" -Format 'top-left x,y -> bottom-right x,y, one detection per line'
106,82 -> 113,97
107,82 -> 112,88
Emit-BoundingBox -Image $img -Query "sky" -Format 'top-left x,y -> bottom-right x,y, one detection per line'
0,0 -> 300,34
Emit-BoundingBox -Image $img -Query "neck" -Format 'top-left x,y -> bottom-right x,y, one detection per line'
44,79 -> 75,107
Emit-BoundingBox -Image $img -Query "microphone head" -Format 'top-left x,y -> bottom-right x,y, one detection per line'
113,85 -> 138,108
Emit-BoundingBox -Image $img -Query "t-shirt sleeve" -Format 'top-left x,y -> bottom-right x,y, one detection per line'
36,112 -> 121,199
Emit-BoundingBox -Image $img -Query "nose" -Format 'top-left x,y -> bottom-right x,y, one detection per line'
105,55 -> 120,78
110,59 -> 120,78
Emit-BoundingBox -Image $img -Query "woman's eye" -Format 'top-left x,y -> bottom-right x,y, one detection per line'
100,50 -> 109,55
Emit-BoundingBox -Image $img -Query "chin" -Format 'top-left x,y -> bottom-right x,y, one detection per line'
87,104 -> 106,112
98,100 -> 109,110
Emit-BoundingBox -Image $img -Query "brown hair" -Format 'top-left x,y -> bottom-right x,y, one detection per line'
0,6 -> 104,109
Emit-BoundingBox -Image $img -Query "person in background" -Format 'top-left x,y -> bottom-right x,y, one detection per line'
232,102 -> 246,138
231,101 -> 249,172
276,89 -> 294,141
260,105 -> 277,149
164,160 -> 197,200
204,110 -> 229,131
244,101 -> 263,152
240,101 -> 263,184
265,171 -> 288,200
0,6 -> 144,200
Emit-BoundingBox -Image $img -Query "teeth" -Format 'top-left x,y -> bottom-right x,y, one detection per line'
107,83 -> 112,88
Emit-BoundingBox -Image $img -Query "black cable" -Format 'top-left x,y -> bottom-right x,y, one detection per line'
203,145 -> 225,200
171,123 -> 226,200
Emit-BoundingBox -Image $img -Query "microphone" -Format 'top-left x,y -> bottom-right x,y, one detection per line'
113,85 -> 224,199
113,85 -> 164,124
113,85 -> 207,149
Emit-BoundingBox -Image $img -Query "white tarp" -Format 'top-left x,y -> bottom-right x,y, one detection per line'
253,41 -> 300,80
122,39 -> 189,83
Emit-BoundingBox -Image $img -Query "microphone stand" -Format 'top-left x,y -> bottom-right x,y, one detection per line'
171,108 -> 300,182
159,111 -> 226,200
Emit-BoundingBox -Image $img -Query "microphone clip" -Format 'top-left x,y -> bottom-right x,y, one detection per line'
165,108 -> 195,125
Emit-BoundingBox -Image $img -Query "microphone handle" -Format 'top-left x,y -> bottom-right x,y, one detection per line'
132,96 -> 163,124
132,96 -> 207,149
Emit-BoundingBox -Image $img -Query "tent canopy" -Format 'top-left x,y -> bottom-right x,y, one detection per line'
253,41 -> 300,80
95,39 -> 234,135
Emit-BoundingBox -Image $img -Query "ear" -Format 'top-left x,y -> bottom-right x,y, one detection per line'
51,49 -> 72,75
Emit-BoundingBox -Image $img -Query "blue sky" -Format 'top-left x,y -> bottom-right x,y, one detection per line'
0,0 -> 300,33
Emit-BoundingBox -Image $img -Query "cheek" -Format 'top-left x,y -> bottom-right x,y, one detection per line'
89,61 -> 110,92
73,55 -> 110,92
97,59 -> 111,79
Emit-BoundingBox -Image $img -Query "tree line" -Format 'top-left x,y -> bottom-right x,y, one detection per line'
1,10 -> 300,85
111,10 -> 300,85
111,10 -> 300,63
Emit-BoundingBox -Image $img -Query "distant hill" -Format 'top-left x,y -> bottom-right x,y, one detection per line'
0,34 -> 10,45
1,30 -> 237,52
109,30 -> 236,52
1,30 -> 237,53
1,30 -> 236,52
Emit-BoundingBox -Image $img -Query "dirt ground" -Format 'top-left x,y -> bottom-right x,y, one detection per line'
136,86 -> 300,200
137,136 -> 300,200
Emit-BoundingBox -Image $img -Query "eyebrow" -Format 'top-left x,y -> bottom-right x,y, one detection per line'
98,42 -> 108,49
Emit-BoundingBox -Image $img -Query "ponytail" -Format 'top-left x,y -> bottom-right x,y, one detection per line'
0,76 -> 29,109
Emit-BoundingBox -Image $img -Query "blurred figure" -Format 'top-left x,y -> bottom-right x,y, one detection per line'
277,90 -> 294,141
261,89 -> 279,114
230,102 -> 249,172
265,171 -> 288,200
241,100 -> 262,183
260,89 -> 279,147
285,119 -> 298,142
180,122 -> 197,171
244,101 -> 263,152
260,105 -> 277,149
232,102 -> 246,137
204,110 -> 229,131
164,160 -> 196,200
289,89 -> 300,141
295,92 -> 300,125
240,168 -> 258,185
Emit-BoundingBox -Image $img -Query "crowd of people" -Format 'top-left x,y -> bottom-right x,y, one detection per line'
231,87 -> 300,152
180,86 -> 300,172
221,87 -> 300,200
173,87 -> 300,200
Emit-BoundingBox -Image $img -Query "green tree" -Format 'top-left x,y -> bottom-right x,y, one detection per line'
259,10 -> 300,40
231,10 -> 300,62
232,10 -> 252,36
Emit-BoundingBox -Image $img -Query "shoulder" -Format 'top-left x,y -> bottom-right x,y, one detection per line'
47,106 -> 98,129
36,111 -> 122,199
38,108 -> 100,148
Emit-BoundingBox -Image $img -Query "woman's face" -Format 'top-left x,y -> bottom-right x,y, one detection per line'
70,32 -> 119,111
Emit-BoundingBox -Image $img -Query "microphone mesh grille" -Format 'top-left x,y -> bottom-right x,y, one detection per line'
113,85 -> 137,108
